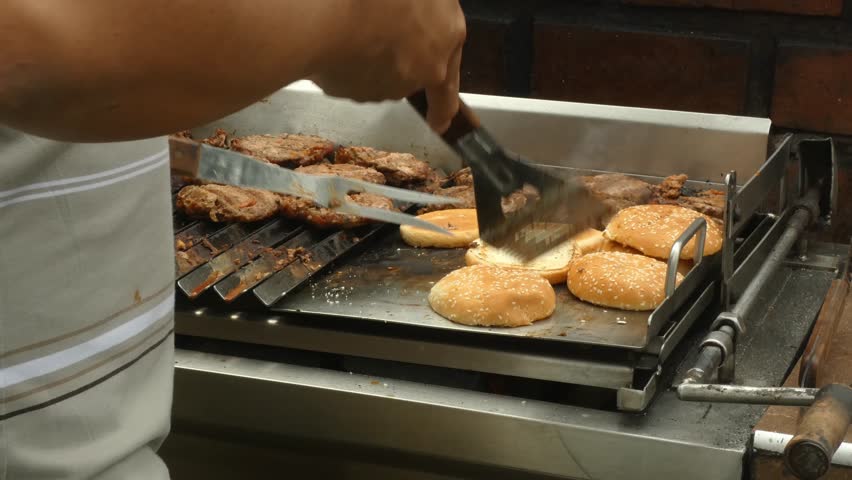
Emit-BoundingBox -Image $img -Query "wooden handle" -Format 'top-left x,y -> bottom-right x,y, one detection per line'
407,90 -> 481,144
784,384 -> 852,479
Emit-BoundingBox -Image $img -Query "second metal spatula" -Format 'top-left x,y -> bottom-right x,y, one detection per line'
407,91 -> 608,260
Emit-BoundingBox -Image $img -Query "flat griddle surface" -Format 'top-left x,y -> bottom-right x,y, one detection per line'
275,231 -> 652,349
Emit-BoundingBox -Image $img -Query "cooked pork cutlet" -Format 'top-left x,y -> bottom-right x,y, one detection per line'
230,133 -> 335,167
278,192 -> 396,229
295,163 -> 386,184
176,185 -> 280,223
334,146 -> 432,186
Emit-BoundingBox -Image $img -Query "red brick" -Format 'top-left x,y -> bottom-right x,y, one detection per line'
460,19 -> 509,96
771,44 -> 852,135
623,0 -> 843,15
624,0 -> 732,7
532,25 -> 750,115
736,0 -> 842,15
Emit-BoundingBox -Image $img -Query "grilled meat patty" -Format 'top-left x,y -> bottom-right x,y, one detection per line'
230,133 -> 335,167
200,128 -> 230,148
171,128 -> 230,148
650,174 -> 725,219
176,185 -> 281,223
334,146 -> 432,186
295,163 -> 386,184
416,185 -> 528,215
278,192 -> 396,229
580,173 -> 654,209
674,190 -> 725,219
579,173 -> 654,227
448,167 -> 473,187
655,174 -> 688,200
413,168 -> 449,193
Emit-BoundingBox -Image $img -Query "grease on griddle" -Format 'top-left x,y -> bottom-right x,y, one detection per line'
190,271 -> 222,298
221,247 -> 313,301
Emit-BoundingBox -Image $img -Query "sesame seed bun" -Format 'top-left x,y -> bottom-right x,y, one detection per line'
570,228 -> 607,254
428,265 -> 556,327
590,235 -> 694,276
600,238 -> 641,254
566,252 -> 684,311
464,233 -> 581,284
603,205 -> 723,260
400,209 -> 478,248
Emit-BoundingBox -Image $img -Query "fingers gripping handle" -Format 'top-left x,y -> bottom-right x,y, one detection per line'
406,90 -> 481,144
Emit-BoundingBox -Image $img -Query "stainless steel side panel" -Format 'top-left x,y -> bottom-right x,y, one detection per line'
194,81 -> 770,184
173,349 -> 748,480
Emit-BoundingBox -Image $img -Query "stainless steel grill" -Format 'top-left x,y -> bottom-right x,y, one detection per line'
172,82 -> 839,414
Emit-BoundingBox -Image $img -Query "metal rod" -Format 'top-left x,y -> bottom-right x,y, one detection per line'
677,384 -> 818,406
732,207 -> 811,323
721,171 -> 737,310
682,344 -> 724,385
681,187 -> 821,388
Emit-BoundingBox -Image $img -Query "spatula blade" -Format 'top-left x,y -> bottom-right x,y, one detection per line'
480,179 -> 608,260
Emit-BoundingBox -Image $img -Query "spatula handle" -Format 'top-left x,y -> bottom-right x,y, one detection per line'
407,90 -> 481,143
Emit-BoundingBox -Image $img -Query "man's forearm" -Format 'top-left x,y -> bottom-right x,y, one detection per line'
0,0 -> 351,141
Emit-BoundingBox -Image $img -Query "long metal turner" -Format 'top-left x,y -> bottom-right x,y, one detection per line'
169,136 -> 460,234
407,91 -> 608,259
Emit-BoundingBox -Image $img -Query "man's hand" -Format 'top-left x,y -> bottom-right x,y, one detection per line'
0,0 -> 466,141
310,0 -> 466,133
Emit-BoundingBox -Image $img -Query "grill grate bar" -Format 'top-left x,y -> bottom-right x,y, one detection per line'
177,219 -> 304,299
253,224 -> 387,307
175,220 -> 226,250
175,222 -> 267,277
214,229 -> 327,302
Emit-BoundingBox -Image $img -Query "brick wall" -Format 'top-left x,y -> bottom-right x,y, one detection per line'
459,0 -> 852,242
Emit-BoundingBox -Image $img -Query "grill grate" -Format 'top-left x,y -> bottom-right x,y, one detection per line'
172,201 -> 390,307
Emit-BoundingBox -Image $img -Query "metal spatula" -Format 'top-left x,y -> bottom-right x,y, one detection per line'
407,91 -> 608,259
169,136 -> 460,234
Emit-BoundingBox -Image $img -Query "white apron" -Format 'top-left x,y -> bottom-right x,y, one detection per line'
0,127 -> 174,479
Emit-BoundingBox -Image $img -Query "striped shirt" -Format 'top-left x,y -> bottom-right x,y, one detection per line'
0,127 -> 174,479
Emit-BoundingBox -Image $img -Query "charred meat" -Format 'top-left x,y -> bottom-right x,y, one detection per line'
655,174 -> 688,200
171,128 -> 230,148
448,167 -> 473,187
200,128 -> 230,148
411,168 -> 449,193
334,146 -> 432,186
676,190 -> 726,219
580,173 -> 654,210
278,192 -> 396,229
579,173 -> 654,227
416,185 -> 528,216
176,185 -> 280,223
230,133 -> 334,167
295,163 -> 386,184
650,174 -> 725,219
